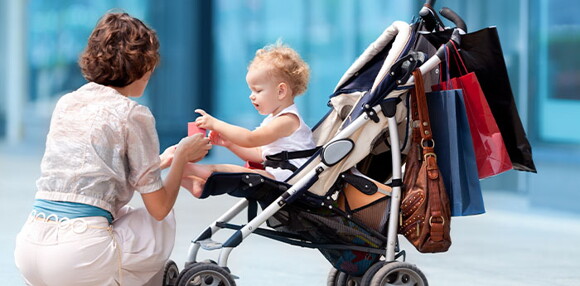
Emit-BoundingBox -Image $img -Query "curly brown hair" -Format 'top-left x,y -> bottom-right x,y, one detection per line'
79,12 -> 160,87
249,42 -> 310,96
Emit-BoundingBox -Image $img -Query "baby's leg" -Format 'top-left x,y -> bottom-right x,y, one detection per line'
181,163 -> 276,198
182,163 -> 214,180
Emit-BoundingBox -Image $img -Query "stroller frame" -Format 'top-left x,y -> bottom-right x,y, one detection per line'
170,2 -> 467,285
187,100 -> 405,266
184,29 -> 448,268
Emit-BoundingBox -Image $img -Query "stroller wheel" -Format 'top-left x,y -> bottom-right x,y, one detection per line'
368,261 -> 428,286
336,272 -> 361,286
360,262 -> 387,285
327,268 -> 341,285
177,263 -> 236,286
163,260 -> 179,286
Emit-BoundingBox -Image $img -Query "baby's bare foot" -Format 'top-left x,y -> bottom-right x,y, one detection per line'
191,179 -> 205,198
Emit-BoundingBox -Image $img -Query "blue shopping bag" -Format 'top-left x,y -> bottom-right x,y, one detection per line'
426,88 -> 485,216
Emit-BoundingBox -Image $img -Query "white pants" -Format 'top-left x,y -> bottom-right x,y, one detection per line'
14,206 -> 176,286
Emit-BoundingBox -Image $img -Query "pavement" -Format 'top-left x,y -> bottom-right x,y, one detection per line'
1,141 -> 580,286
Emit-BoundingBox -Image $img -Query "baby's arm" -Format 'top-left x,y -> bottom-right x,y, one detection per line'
209,131 -> 262,162
196,109 -> 299,147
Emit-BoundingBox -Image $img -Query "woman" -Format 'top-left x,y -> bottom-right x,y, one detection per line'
14,12 -> 211,285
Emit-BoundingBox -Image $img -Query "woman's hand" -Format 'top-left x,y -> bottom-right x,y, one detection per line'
175,134 -> 212,164
159,144 -> 177,169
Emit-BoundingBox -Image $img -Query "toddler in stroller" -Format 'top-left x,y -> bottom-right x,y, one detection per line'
180,42 -> 316,198
166,6 -> 468,285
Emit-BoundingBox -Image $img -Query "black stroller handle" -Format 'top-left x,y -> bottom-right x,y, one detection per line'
424,0 -> 436,7
419,2 -> 445,32
440,7 -> 468,32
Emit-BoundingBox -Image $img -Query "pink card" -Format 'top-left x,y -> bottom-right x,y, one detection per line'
188,122 -> 206,136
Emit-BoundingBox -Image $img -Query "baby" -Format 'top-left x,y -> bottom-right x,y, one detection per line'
182,42 -> 316,197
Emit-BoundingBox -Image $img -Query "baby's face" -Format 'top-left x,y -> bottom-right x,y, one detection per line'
246,65 -> 283,115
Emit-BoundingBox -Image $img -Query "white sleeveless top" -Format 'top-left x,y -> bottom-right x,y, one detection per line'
260,104 -> 315,181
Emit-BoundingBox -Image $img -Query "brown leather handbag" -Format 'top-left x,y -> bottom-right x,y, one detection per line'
399,69 -> 452,253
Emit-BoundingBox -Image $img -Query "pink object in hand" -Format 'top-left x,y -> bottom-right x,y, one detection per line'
188,122 -> 206,136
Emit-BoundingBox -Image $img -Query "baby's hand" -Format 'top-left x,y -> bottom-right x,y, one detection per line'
209,131 -> 230,147
195,109 -> 216,130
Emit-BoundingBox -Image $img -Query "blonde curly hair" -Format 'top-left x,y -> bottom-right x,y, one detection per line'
249,42 -> 310,96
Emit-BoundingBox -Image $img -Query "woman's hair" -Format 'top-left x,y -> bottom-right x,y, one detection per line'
79,12 -> 160,87
249,42 -> 310,96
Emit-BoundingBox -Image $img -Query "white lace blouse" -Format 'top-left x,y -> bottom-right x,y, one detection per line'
35,82 -> 163,218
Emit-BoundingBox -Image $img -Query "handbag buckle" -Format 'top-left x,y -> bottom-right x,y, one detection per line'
429,215 -> 445,226
420,138 -> 435,149
423,152 -> 437,161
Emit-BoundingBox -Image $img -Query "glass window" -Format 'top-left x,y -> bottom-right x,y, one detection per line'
535,0 -> 580,143
27,0 -> 151,103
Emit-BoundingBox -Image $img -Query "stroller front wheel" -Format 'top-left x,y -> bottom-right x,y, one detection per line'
368,261 -> 428,286
177,263 -> 236,286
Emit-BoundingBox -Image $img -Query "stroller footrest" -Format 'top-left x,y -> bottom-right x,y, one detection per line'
198,238 -> 223,250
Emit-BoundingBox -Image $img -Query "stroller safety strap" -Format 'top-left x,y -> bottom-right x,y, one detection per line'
264,147 -> 321,172
264,160 -> 298,172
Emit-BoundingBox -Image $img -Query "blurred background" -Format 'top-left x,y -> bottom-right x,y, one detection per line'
1,0 -> 580,284
2,0 -> 580,212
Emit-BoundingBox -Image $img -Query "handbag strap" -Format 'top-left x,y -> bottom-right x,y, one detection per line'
411,69 -> 434,147
412,69 -> 446,241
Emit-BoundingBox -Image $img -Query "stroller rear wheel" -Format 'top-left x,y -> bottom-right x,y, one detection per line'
327,267 -> 362,286
176,263 -> 236,286
368,261 -> 428,286
337,272 -> 362,286
327,268 -> 341,285
163,260 -> 179,286
360,262 -> 387,285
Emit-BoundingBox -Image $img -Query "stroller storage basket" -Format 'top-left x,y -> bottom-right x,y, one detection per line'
270,202 -> 389,276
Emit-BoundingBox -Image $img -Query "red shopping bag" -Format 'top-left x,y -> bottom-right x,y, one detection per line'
433,43 -> 512,179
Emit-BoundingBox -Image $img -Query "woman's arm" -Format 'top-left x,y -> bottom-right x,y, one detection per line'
141,134 -> 211,220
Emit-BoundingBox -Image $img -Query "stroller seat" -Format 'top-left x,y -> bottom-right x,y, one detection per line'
200,172 -> 289,201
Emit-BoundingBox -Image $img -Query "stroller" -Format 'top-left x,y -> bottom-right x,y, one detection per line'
165,2 -> 469,285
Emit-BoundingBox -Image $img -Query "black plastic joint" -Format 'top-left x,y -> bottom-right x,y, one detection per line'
363,104 -> 380,123
381,99 -> 400,118
222,230 -> 244,248
391,178 -> 403,187
194,227 -> 213,242
278,192 -> 290,206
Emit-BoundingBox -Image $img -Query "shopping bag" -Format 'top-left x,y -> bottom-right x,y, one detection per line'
422,27 -> 537,173
426,88 -> 485,216
433,43 -> 513,179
